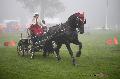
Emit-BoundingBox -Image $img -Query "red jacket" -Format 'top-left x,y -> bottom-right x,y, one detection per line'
29,24 -> 44,36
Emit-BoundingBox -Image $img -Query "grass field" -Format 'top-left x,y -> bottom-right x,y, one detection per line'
0,30 -> 120,79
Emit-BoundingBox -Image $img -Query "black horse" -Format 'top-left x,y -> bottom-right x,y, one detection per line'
43,12 -> 86,65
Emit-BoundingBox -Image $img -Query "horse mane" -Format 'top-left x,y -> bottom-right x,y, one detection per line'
47,14 -> 79,36
67,14 -> 78,29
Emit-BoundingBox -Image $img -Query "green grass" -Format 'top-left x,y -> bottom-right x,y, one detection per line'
0,30 -> 120,79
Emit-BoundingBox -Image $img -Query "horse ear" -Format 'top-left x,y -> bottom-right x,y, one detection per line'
84,19 -> 86,24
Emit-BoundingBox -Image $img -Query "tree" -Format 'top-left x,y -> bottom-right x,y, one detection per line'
17,0 -> 65,19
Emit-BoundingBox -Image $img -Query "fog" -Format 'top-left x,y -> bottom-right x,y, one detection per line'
0,0 -> 120,27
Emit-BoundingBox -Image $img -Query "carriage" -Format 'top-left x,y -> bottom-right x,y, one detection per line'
17,24 -> 47,57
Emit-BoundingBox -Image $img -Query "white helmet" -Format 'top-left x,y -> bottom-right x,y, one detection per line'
34,12 -> 39,17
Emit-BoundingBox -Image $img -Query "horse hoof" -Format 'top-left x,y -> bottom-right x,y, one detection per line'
76,51 -> 81,57
76,54 -> 80,57
73,62 -> 76,66
56,57 -> 61,62
57,59 -> 61,61
56,56 -> 61,61
72,59 -> 76,66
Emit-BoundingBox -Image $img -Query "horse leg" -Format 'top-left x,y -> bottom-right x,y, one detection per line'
65,43 -> 76,66
73,40 -> 82,57
42,42 -> 51,57
54,43 -> 62,61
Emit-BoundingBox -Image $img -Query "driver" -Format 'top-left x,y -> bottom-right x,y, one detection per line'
27,13 -> 45,45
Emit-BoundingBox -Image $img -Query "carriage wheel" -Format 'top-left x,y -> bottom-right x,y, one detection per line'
17,45 -> 25,56
17,45 -> 20,55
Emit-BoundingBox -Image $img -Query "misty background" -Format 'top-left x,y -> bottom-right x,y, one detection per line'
0,0 -> 120,28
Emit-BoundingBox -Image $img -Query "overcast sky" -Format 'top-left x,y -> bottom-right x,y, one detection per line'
0,0 -> 120,27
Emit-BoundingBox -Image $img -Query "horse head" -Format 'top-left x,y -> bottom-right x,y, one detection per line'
68,12 -> 86,34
